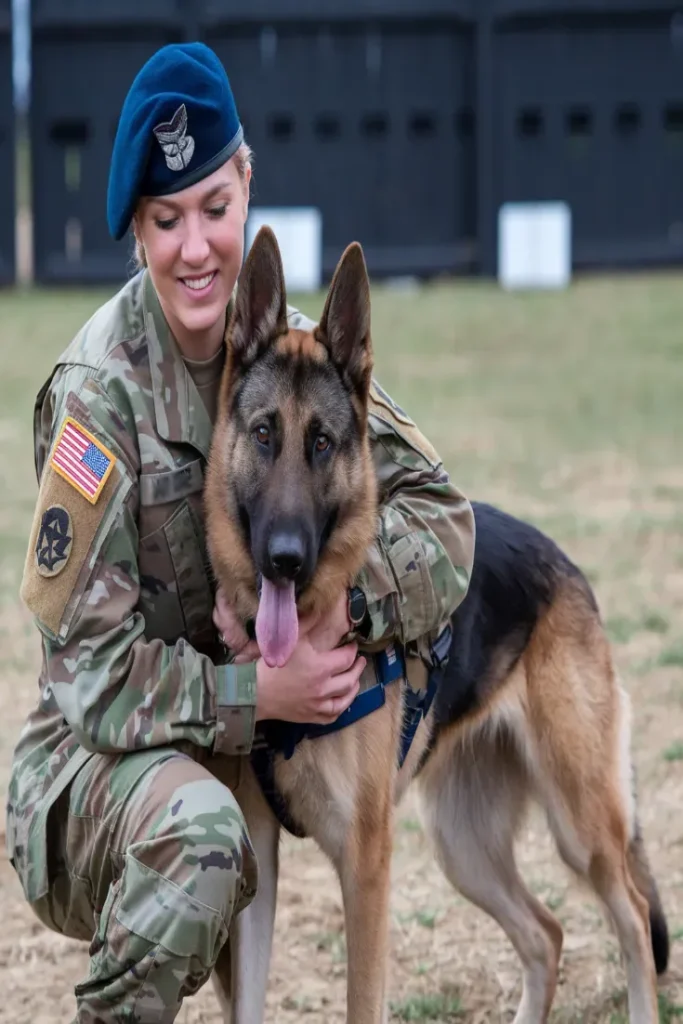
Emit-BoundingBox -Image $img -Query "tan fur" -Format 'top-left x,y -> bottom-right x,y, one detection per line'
275,329 -> 328,362
206,229 -> 661,1024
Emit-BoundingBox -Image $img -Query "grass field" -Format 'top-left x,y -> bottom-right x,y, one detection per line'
0,272 -> 681,1022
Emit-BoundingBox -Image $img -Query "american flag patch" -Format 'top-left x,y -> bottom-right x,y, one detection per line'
50,417 -> 116,504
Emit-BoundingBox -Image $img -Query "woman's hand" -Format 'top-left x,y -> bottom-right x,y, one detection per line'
258,589 -> 362,724
304,589 -> 354,654
214,585 -> 364,724
255,638 -> 365,724
213,587 -> 260,665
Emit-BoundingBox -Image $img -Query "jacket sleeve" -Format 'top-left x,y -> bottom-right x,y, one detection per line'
355,382 -> 476,661
21,373 -> 257,757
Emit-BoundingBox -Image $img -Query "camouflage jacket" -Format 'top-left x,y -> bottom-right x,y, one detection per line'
6,268 -> 475,905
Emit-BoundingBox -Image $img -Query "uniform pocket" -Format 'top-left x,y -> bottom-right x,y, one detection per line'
138,499 -> 215,649
25,780 -> 96,940
164,501 -> 215,650
138,508 -> 186,644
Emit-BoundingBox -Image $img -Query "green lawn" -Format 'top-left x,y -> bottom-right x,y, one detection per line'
2,272 -> 682,596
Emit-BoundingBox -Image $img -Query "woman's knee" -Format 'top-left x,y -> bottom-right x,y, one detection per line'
122,755 -> 258,925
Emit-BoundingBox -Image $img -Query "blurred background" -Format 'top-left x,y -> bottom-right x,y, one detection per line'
0,3 -> 681,1023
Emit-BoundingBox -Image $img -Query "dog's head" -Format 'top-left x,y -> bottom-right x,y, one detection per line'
205,226 -> 378,667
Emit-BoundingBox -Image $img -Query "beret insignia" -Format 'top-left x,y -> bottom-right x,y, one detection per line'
153,103 -> 195,172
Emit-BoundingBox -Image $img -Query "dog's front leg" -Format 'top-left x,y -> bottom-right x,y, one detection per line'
212,762 -> 280,1024
338,804 -> 394,1024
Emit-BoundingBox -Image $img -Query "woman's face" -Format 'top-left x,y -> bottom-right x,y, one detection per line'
135,156 -> 251,357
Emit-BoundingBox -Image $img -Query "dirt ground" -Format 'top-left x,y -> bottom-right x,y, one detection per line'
0,275 -> 681,1021
0,567 -> 681,1023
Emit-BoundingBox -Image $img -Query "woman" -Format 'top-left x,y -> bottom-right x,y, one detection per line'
6,42 -> 475,1022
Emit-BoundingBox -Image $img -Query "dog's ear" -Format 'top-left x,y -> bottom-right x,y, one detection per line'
316,242 -> 373,399
228,225 -> 287,366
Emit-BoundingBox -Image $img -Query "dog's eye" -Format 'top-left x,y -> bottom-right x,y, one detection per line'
315,434 -> 331,453
254,425 -> 270,447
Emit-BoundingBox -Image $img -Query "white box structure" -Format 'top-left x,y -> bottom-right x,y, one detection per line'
497,201 -> 572,290
246,207 -> 323,293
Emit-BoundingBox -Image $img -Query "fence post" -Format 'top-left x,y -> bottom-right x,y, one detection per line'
0,0 -> 15,285
476,1 -> 495,276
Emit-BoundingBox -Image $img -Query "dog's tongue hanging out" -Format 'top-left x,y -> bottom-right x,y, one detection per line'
255,578 -> 299,667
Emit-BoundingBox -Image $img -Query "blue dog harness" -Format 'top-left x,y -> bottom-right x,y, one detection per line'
249,627 -> 451,839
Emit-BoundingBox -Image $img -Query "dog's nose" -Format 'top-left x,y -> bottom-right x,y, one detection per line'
268,530 -> 305,581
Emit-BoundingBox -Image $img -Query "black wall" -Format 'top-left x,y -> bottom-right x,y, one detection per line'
26,0 -> 683,283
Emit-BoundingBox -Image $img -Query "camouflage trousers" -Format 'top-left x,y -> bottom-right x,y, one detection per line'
32,747 -> 257,1023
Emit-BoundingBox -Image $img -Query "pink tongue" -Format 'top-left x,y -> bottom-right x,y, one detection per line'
255,577 -> 299,668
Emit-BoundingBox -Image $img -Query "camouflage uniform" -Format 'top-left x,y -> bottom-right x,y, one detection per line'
6,268 -> 475,1021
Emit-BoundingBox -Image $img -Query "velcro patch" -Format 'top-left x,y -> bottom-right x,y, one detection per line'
369,381 -> 414,426
368,380 -> 440,468
21,460 -> 122,640
35,505 -> 73,578
50,416 -> 116,505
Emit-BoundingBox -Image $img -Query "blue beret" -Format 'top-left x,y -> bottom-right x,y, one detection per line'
107,42 -> 243,241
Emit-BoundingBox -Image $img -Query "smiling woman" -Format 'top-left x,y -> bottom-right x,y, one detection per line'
134,164 -> 251,359
6,39 -> 475,1024
132,146 -> 254,360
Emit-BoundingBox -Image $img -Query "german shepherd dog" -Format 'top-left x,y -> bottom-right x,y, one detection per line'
204,226 -> 669,1024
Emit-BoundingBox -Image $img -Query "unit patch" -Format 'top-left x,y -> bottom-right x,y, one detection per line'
35,505 -> 73,578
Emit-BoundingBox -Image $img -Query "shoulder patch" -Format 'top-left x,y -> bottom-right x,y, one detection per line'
35,505 -> 73,577
21,447 -> 124,641
369,380 -> 414,427
50,416 -> 116,505
368,380 -> 441,468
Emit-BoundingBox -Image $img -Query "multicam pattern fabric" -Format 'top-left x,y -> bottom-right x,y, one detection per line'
6,267 -> 475,1018
32,747 -> 257,1022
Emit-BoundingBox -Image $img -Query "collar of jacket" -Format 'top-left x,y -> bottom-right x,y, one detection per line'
142,269 -> 234,459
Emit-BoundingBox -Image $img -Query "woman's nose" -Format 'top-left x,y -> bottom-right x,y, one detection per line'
181,218 -> 211,266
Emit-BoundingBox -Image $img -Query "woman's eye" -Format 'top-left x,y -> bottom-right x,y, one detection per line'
155,217 -> 178,231
207,204 -> 227,219
315,434 -> 331,453
255,425 -> 270,447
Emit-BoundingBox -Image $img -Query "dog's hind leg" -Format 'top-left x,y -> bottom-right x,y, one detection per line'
417,722 -> 563,1024
586,847 -> 658,1024
627,823 -> 669,976
212,762 -> 281,1024
530,680 -> 660,1024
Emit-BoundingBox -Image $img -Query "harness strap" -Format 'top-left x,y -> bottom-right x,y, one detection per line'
249,733 -> 307,838
278,642 -> 404,759
250,630 -> 451,838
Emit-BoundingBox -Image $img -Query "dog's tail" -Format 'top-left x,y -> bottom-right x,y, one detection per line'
628,822 -> 669,975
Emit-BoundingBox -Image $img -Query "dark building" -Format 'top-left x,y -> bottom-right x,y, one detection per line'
26,0 -> 683,284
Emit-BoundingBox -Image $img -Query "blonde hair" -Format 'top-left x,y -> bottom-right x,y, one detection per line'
133,140 -> 253,270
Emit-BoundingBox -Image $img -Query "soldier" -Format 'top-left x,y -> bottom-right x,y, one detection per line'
6,42 -> 475,1023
